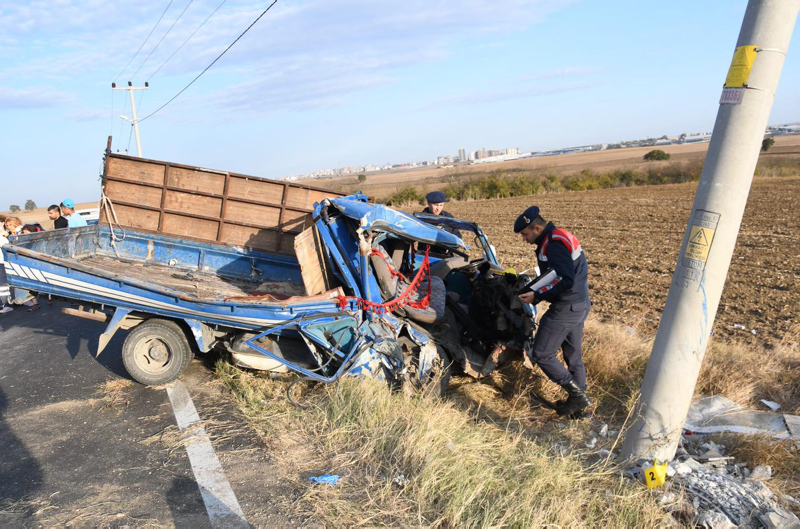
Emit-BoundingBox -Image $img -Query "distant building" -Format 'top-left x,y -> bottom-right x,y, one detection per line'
684,133 -> 712,143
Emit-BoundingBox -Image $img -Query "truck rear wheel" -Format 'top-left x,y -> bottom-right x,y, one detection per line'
122,319 -> 194,386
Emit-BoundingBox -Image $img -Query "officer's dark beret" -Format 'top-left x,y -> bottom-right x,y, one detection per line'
425,191 -> 447,203
513,206 -> 540,233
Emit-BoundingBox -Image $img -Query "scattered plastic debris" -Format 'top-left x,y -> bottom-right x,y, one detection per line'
730,324 -> 747,330
308,474 -> 340,485
598,423 -> 609,438
697,511 -> 735,529
760,400 -> 782,411
750,329 -> 758,336
747,466 -> 772,482
393,473 -> 409,488
685,396 -> 798,439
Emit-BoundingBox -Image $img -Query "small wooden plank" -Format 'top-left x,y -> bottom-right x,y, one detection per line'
293,226 -> 329,295
221,223 -> 280,251
167,166 -> 226,195
104,179 -> 163,208
226,176 -> 285,204
164,190 -> 223,218
107,157 -> 165,186
112,204 -> 160,231
224,200 -> 281,228
162,213 -> 219,240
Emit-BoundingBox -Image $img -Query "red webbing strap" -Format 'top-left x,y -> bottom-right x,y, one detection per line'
337,246 -> 431,315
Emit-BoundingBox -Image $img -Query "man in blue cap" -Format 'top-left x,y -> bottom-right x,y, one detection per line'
61,199 -> 88,228
514,206 -> 591,418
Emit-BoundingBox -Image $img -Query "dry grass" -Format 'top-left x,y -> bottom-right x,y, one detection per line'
217,363 -> 668,527
216,313 -> 799,526
97,378 -> 133,411
697,323 -> 800,414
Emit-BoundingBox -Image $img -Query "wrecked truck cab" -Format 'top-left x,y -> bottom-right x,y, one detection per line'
243,194 -> 537,391
3,149 -> 534,390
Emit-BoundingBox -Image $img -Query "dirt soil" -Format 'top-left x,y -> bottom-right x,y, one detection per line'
443,176 -> 799,347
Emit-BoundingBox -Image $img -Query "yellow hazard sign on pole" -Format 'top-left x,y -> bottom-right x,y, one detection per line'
724,45 -> 758,88
684,226 -> 715,263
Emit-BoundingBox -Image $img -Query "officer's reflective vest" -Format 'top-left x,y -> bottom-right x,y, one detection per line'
538,228 -> 583,263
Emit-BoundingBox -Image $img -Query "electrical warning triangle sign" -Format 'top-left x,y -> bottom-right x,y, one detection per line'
685,226 -> 715,263
690,228 -> 710,246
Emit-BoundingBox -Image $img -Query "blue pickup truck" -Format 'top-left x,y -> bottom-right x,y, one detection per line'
3,153 -> 535,393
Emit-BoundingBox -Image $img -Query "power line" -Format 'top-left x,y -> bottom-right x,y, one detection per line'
130,0 -> 195,80
147,0 -> 228,82
114,1 -> 174,83
138,0 -> 278,123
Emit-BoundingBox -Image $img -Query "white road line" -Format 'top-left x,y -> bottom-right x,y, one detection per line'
166,381 -> 248,528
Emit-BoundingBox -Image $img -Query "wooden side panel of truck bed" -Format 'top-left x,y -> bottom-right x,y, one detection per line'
100,153 -> 344,255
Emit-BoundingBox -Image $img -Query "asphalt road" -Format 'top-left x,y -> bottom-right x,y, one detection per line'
0,302 -> 295,527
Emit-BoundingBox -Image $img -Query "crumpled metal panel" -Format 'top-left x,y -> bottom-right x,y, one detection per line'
327,198 -> 467,251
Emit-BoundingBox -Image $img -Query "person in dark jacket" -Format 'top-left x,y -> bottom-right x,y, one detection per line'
515,206 -> 591,418
421,191 -> 461,238
47,204 -> 68,229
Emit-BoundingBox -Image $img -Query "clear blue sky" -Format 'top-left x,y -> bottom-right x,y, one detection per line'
1,0 -> 798,208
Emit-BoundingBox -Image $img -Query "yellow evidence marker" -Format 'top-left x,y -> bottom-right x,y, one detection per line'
644,460 -> 668,489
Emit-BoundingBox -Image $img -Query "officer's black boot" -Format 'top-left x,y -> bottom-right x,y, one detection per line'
555,380 -> 590,418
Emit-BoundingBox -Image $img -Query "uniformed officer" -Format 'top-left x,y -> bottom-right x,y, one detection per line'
421,191 -> 461,237
514,206 -> 591,418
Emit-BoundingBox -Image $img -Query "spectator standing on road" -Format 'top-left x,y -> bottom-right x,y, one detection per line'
514,206 -> 592,419
2,216 -> 41,312
60,199 -> 88,228
0,227 -> 12,314
48,204 -> 68,229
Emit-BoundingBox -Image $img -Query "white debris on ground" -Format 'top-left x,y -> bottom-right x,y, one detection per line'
626,436 -> 800,528
563,414 -> 799,528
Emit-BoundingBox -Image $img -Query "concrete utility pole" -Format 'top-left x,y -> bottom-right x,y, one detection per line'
112,81 -> 149,157
621,0 -> 800,463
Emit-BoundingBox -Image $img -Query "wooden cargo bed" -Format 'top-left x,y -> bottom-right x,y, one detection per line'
76,255 -> 306,300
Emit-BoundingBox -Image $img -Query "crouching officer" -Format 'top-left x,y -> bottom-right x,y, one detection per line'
514,206 -> 591,418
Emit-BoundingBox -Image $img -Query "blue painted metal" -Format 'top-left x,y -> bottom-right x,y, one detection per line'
245,315 -> 367,382
2,225 -> 344,331
312,213 -> 362,299
1,195 -> 532,386
328,198 -> 467,250
97,306 -> 133,355
184,319 -> 208,352
414,213 -> 497,264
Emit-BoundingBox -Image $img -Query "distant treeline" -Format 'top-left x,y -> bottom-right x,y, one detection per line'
381,157 -> 800,206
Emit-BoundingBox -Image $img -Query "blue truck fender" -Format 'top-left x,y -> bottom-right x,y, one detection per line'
96,308 -> 213,356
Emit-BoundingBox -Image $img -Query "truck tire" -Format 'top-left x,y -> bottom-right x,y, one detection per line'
122,319 -> 194,386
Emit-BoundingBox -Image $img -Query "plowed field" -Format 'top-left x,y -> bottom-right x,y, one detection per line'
443,176 -> 799,347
